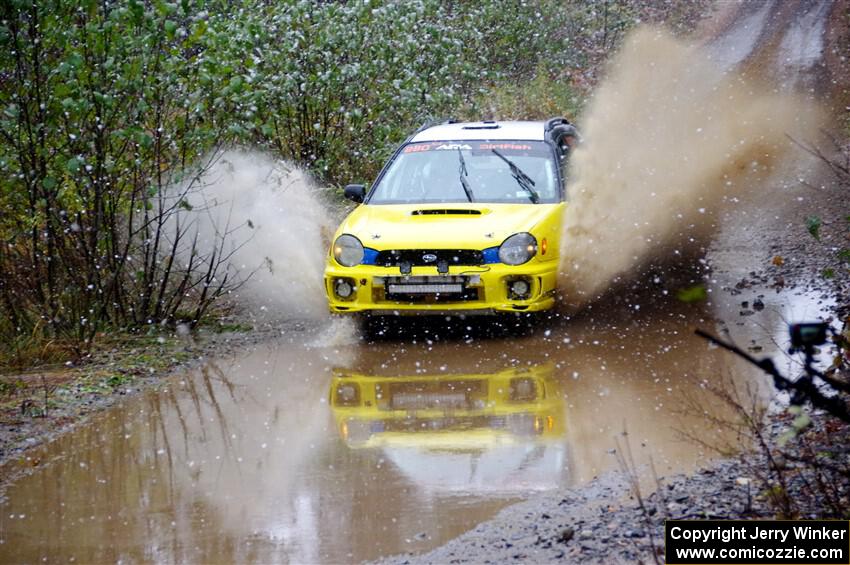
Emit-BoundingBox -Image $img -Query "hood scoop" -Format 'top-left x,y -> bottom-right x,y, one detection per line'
411,209 -> 482,216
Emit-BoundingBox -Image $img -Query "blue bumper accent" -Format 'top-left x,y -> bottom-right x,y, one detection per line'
361,247 -> 501,266
362,248 -> 379,265
482,247 -> 500,264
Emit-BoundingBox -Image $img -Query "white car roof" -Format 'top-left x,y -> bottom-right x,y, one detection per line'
410,121 -> 546,142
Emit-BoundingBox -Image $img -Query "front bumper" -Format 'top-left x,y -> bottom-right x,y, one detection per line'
329,366 -> 564,447
324,259 -> 558,314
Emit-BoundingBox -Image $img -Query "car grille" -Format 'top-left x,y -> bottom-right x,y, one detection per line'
376,380 -> 487,411
374,275 -> 483,303
381,415 -> 493,432
384,286 -> 480,302
375,249 -> 483,268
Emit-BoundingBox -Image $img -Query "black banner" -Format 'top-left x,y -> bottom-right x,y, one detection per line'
665,520 -> 850,564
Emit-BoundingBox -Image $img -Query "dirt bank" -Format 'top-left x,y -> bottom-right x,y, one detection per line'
377,421 -> 847,565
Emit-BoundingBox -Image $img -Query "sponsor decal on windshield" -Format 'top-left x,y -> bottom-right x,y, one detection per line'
478,143 -> 532,150
434,143 -> 473,151
403,142 -> 536,153
403,144 -> 432,153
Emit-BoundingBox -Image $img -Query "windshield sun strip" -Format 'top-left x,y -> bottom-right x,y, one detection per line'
365,140 -> 561,205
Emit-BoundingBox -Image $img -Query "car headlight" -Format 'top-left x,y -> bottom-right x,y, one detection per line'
498,233 -> 537,265
333,234 -> 364,267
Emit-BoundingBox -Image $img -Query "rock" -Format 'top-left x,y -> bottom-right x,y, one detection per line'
579,529 -> 594,540
753,298 -> 765,311
558,528 -> 575,544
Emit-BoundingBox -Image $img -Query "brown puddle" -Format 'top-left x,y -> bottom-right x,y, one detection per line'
0,287 -> 832,563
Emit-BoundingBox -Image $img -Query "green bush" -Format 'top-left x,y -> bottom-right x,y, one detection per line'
208,0 -> 593,186
467,63 -> 584,122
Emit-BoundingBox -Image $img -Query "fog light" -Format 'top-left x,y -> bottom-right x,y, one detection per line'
335,278 -> 354,298
509,279 -> 530,299
334,382 -> 360,406
509,377 -> 538,401
343,418 -> 372,444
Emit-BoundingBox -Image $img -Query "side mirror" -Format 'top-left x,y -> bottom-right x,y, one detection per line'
344,184 -> 366,203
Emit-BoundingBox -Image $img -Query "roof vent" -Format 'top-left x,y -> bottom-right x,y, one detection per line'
461,122 -> 500,130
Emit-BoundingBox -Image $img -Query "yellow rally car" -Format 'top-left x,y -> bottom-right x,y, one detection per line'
325,118 -> 578,315
328,365 -> 568,493
328,364 -> 565,449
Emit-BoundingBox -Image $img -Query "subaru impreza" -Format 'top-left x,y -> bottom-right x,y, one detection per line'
325,118 -> 577,316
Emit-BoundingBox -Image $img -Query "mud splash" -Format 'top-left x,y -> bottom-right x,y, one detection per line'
559,28 -> 821,308
183,150 -> 334,320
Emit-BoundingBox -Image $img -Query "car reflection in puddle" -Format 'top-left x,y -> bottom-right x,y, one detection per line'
329,364 -> 569,494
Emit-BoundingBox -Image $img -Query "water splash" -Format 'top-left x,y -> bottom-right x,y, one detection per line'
183,150 -> 334,320
559,27 -> 821,309
307,316 -> 361,348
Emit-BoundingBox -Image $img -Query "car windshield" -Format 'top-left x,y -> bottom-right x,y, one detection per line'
367,141 -> 560,204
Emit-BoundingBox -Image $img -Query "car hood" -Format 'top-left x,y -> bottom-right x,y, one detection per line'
338,202 -> 563,250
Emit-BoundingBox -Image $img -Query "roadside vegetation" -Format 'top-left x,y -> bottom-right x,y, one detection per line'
741,142 -> 850,520
673,121 -> 850,525
692,326 -> 850,519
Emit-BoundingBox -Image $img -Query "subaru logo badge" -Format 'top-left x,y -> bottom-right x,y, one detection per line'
422,253 -> 438,263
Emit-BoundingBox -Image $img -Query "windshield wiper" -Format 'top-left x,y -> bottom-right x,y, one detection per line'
457,148 -> 475,202
491,149 -> 539,204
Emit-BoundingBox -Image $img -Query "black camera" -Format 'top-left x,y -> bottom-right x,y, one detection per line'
789,322 -> 828,349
